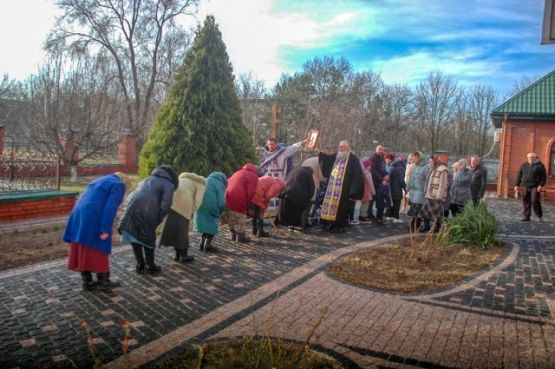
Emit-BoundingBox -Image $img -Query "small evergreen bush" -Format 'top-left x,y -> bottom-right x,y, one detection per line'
445,202 -> 499,249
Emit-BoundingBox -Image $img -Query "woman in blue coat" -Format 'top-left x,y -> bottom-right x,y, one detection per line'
64,172 -> 130,291
118,166 -> 178,274
194,172 -> 227,252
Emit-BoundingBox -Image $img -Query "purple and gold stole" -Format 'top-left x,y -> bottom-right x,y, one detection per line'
320,153 -> 349,221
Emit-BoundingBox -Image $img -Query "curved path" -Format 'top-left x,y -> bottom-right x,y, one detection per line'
0,198 -> 553,369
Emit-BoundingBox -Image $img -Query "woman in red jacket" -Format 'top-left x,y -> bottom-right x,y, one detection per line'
224,163 -> 259,243
250,176 -> 286,237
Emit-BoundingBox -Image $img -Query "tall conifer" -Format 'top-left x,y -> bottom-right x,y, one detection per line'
139,16 -> 256,177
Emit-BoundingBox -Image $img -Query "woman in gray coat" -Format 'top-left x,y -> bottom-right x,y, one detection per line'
449,159 -> 472,216
406,151 -> 430,231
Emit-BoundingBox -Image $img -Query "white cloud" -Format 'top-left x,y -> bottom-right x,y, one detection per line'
370,50 -> 506,86
196,0 -> 379,86
0,0 -> 58,80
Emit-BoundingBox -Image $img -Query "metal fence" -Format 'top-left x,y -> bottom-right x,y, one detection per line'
0,156 -> 60,193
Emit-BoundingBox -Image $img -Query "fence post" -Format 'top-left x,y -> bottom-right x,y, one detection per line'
117,131 -> 138,174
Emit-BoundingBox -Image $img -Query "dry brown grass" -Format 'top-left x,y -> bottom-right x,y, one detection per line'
0,225 -> 123,271
330,236 -> 506,294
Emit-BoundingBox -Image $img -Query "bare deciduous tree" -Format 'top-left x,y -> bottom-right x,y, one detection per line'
235,72 -> 268,146
22,49 -> 123,172
468,85 -> 498,156
414,71 -> 461,153
47,0 -> 199,139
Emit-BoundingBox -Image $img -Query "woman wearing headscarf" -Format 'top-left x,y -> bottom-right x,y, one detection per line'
449,159 -> 473,216
159,172 -> 207,263
64,172 -> 130,291
194,172 -> 228,253
278,166 -> 315,231
118,165 -> 178,274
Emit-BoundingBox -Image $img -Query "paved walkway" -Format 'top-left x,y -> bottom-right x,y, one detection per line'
0,198 -> 553,369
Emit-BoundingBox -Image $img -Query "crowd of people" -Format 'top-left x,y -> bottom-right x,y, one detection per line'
62,137 -> 547,292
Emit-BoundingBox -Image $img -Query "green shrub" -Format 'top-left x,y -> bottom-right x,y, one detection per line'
445,202 -> 499,249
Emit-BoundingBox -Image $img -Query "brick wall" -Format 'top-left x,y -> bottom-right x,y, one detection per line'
497,119 -> 555,201
0,193 -> 77,222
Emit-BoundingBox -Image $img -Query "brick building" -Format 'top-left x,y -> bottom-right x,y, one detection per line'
491,69 -> 555,200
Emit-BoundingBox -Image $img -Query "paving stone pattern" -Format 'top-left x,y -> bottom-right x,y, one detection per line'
0,197 -> 554,369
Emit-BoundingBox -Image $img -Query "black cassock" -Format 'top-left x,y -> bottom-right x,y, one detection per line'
318,152 -> 365,227
279,167 -> 315,227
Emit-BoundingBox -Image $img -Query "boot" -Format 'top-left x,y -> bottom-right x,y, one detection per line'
81,271 -> 96,291
204,236 -> 218,253
256,219 -> 269,237
230,229 -> 237,241
132,244 -> 145,274
174,249 -> 181,262
96,273 -> 112,292
236,232 -> 250,243
144,247 -> 162,273
104,272 -> 121,288
419,219 -> 431,233
179,248 -> 195,263
199,235 -> 207,252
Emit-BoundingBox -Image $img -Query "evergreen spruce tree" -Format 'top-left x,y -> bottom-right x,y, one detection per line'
139,16 -> 256,177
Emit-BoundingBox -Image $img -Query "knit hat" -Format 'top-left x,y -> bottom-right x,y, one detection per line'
385,152 -> 394,161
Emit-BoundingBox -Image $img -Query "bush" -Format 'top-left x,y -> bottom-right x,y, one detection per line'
445,202 -> 499,249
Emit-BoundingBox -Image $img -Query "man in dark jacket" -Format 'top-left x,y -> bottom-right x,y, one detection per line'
470,155 -> 488,204
514,153 -> 547,222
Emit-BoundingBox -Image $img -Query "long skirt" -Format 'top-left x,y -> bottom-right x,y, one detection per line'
279,198 -> 310,227
419,198 -> 444,220
67,242 -> 109,273
159,209 -> 190,250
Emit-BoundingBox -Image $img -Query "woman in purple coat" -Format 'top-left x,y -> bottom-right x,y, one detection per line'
63,172 -> 130,291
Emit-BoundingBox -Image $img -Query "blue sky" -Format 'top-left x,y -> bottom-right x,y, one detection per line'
1,0 -> 554,97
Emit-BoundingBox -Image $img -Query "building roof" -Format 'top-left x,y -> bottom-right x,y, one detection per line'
491,69 -> 555,128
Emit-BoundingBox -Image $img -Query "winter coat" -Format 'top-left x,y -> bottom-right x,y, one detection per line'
283,167 -> 315,209
375,181 -> 392,209
301,156 -> 323,201
370,153 -> 387,189
194,172 -> 227,236
389,160 -> 406,200
225,163 -> 259,214
252,176 -> 286,209
118,166 -> 178,248
425,164 -> 449,200
407,160 -> 430,204
470,163 -> 488,201
171,172 -> 207,221
516,159 -> 547,188
361,162 -> 375,202
450,168 -> 472,205
63,174 -> 126,255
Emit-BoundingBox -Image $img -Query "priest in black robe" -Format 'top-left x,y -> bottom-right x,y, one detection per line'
318,140 -> 364,233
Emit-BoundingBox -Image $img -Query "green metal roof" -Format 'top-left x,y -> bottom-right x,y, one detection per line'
492,69 -> 555,115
